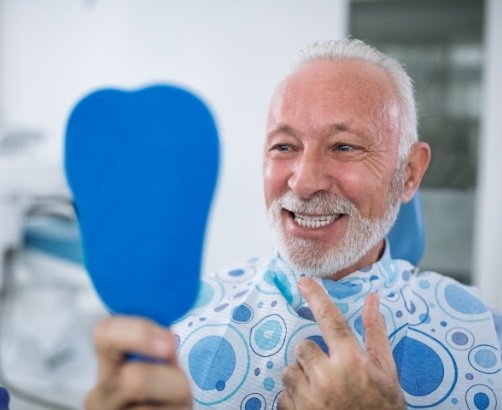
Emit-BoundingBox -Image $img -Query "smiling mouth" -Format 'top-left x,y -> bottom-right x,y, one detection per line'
286,210 -> 343,229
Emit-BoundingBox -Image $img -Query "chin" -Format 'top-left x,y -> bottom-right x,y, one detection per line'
267,189 -> 402,278
276,236 -> 365,278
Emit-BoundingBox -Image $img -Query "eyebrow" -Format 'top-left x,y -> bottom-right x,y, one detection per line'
267,122 -> 353,140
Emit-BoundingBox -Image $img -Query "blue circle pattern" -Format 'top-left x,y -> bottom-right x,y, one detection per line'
446,327 -> 475,351
188,336 -> 236,391
251,314 -> 287,357
444,284 -> 487,315
256,321 -> 282,350
393,336 -> 445,396
454,332 -> 468,345
390,327 -> 459,408
180,323 -> 250,406
468,345 -> 500,374
436,279 -> 492,324
474,392 -> 490,410
233,304 -> 254,323
465,385 -> 498,410
173,257 -> 501,409
475,350 -> 497,369
263,377 -> 275,391
241,393 -> 266,410
245,397 -> 262,410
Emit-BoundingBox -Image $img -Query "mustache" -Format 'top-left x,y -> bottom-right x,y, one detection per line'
272,191 -> 358,215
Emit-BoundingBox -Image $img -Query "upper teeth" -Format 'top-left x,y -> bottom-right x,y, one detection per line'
294,213 -> 339,228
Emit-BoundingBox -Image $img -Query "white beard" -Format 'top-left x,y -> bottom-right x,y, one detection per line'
267,169 -> 404,278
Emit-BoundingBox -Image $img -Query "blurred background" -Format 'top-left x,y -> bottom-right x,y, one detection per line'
0,0 -> 500,408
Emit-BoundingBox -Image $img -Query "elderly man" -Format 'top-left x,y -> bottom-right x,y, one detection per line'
86,39 -> 502,409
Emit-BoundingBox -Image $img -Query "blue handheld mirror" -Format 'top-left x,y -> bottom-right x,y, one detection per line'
65,85 -> 219,327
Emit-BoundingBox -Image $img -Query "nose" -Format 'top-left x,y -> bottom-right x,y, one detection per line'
288,150 -> 333,199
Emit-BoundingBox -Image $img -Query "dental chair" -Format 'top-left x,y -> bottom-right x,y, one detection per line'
388,192 -> 425,266
387,192 -> 502,346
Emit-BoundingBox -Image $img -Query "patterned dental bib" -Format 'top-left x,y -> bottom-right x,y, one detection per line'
173,253 -> 502,409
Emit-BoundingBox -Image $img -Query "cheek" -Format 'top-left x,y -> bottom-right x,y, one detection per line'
334,166 -> 389,217
333,165 -> 369,200
263,161 -> 289,207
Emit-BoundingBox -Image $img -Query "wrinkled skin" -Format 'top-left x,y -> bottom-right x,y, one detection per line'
264,59 -> 430,279
85,317 -> 192,410
278,277 -> 405,410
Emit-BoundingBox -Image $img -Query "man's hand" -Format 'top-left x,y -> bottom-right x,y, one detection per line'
85,317 -> 192,410
279,277 -> 404,410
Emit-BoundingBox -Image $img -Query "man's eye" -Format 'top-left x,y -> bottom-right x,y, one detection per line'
272,144 -> 292,152
336,144 -> 354,151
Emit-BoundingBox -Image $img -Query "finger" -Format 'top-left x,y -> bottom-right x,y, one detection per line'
294,339 -> 326,378
282,363 -> 308,395
116,361 -> 192,406
277,390 -> 296,410
362,293 -> 396,374
94,316 -> 176,379
298,277 -> 357,353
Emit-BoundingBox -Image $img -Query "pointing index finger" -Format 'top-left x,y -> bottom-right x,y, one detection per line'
298,277 -> 358,354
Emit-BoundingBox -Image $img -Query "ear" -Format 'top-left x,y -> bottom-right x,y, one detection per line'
401,141 -> 431,203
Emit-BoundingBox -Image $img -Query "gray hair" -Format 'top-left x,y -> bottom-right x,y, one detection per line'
298,39 -> 417,161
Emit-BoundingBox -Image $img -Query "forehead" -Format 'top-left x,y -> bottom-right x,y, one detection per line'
267,59 -> 400,138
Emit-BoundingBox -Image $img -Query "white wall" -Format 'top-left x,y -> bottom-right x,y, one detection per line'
473,0 -> 502,311
0,1 -> 348,274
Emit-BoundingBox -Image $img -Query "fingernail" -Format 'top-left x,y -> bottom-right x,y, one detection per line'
298,276 -> 311,291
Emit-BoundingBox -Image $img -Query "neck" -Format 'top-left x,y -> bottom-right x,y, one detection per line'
328,239 -> 386,281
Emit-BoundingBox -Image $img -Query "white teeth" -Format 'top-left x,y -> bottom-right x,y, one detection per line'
294,213 -> 339,229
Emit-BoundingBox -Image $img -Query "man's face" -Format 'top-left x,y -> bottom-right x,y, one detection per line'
264,59 -> 405,278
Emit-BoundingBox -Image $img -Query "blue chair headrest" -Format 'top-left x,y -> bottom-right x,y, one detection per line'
387,192 -> 425,266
